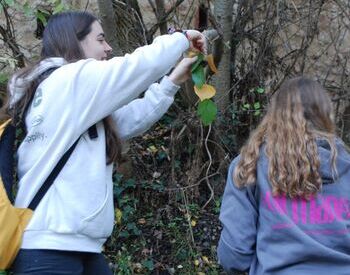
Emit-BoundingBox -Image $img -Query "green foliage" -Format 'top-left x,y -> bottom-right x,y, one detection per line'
197,99 -> 218,126
0,73 -> 8,85
141,259 -> 154,271
192,65 -> 205,89
191,53 -> 205,72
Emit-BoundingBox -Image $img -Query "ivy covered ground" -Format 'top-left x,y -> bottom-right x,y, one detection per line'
103,101 -> 237,275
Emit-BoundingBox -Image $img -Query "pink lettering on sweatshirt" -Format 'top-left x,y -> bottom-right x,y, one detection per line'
262,191 -> 350,234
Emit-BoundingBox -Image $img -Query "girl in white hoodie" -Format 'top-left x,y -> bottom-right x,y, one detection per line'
5,11 -> 206,275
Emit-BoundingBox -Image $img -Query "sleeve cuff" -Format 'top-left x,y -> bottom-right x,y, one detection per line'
159,75 -> 180,97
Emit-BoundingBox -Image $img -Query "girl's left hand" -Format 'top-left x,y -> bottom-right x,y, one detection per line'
168,56 -> 198,86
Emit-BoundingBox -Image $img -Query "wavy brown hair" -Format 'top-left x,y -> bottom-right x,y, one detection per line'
1,11 -> 121,165
234,77 -> 337,198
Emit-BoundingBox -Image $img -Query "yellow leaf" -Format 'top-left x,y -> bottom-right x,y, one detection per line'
148,145 -> 158,153
191,220 -> 197,227
194,259 -> 200,266
138,218 -> 146,224
115,208 -> 122,225
194,84 -> 216,101
197,272 -> 206,275
206,54 -> 218,74
202,256 -> 210,264
187,49 -> 201,58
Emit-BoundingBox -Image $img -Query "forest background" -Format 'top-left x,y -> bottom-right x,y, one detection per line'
1,0 -> 350,274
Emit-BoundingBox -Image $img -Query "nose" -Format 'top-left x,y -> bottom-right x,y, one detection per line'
105,42 -> 113,55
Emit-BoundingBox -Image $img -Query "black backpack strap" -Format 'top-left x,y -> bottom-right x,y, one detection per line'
0,123 -> 16,202
28,138 -> 80,210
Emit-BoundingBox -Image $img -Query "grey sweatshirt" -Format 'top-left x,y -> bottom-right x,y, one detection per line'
218,139 -> 350,274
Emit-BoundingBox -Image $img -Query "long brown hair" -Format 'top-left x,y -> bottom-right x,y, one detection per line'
1,11 -> 121,164
234,77 -> 337,198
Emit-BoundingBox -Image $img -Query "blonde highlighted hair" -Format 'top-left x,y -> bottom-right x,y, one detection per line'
234,77 -> 337,198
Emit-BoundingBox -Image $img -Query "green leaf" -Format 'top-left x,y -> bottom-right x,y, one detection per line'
53,2 -> 64,14
142,260 -> 154,271
4,0 -> 14,6
256,87 -> 265,94
197,99 -> 217,126
23,3 -> 33,17
118,231 -> 130,238
254,102 -> 261,109
191,53 -> 204,72
254,110 -> 261,116
242,103 -> 250,110
0,73 -> 8,84
36,11 -> 47,25
192,65 -> 205,89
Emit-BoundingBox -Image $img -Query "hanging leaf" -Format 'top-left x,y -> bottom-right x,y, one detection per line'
187,49 -> 201,58
192,65 -> 205,89
206,54 -> 218,74
194,84 -> 216,101
191,53 -> 205,72
197,99 -> 217,126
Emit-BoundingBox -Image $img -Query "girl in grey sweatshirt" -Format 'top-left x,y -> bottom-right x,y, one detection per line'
218,77 -> 350,275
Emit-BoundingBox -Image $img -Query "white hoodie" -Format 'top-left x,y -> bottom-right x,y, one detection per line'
14,33 -> 189,252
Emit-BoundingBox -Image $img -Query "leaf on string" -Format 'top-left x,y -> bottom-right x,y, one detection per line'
191,53 -> 205,72
187,49 -> 200,58
197,99 -> 217,126
192,65 -> 205,89
194,84 -> 216,101
206,54 -> 218,74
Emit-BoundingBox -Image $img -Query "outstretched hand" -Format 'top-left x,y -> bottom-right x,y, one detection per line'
168,56 -> 198,86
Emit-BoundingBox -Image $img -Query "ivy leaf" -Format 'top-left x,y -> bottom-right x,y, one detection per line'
242,103 -> 250,110
197,99 -> 217,126
254,102 -> 261,109
142,260 -> 154,271
191,53 -> 204,72
256,87 -> 265,94
192,65 -> 205,89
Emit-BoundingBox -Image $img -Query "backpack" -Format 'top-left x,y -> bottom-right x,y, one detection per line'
0,119 -> 33,271
0,117 -> 79,272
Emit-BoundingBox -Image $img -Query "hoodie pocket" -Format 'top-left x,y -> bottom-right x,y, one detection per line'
78,189 -> 114,238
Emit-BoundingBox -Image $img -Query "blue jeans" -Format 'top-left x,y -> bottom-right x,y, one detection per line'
11,249 -> 113,275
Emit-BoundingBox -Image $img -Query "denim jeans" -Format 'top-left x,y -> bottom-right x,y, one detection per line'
11,249 -> 113,275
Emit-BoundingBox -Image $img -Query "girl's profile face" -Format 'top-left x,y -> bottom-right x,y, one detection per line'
80,21 -> 112,60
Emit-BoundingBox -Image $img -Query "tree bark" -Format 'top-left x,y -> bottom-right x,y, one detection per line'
155,0 -> 168,35
97,0 -> 123,56
212,0 -> 234,114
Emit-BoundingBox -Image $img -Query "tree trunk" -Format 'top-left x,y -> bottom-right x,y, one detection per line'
212,0 -> 234,114
155,0 -> 168,35
97,0 -> 123,56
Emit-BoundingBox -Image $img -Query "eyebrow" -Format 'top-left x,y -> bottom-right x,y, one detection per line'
97,33 -> 105,38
